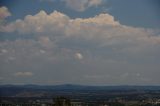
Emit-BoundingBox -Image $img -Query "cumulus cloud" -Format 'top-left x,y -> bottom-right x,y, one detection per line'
0,10 -> 160,84
0,10 -> 69,33
0,10 -> 160,53
0,6 -> 11,19
62,0 -> 103,11
72,13 -> 120,26
14,72 -> 33,77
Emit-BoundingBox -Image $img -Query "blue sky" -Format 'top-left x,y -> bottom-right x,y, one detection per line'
0,0 -> 160,85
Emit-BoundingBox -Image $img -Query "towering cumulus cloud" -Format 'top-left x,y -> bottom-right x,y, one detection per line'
0,7 -> 160,85
1,10 -> 159,46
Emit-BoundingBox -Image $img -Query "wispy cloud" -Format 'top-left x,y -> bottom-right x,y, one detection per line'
62,0 -> 103,12
14,72 -> 33,77
39,0 -> 103,12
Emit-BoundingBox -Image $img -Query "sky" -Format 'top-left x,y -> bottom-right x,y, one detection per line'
0,0 -> 160,85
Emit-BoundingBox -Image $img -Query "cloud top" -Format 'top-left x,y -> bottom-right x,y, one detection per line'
0,6 -> 11,19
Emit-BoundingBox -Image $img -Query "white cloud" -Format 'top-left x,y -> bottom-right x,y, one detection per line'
0,10 -> 160,55
39,0 -> 103,12
0,10 -> 69,33
72,13 -> 120,26
0,6 -> 11,19
14,72 -> 33,77
0,8 -> 160,85
0,11 -> 160,85
75,52 -> 83,60
62,0 -> 103,12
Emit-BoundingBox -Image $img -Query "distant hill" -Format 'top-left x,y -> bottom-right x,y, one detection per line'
0,84 -> 160,97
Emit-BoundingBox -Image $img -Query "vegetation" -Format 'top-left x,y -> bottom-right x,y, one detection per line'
53,97 -> 71,106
